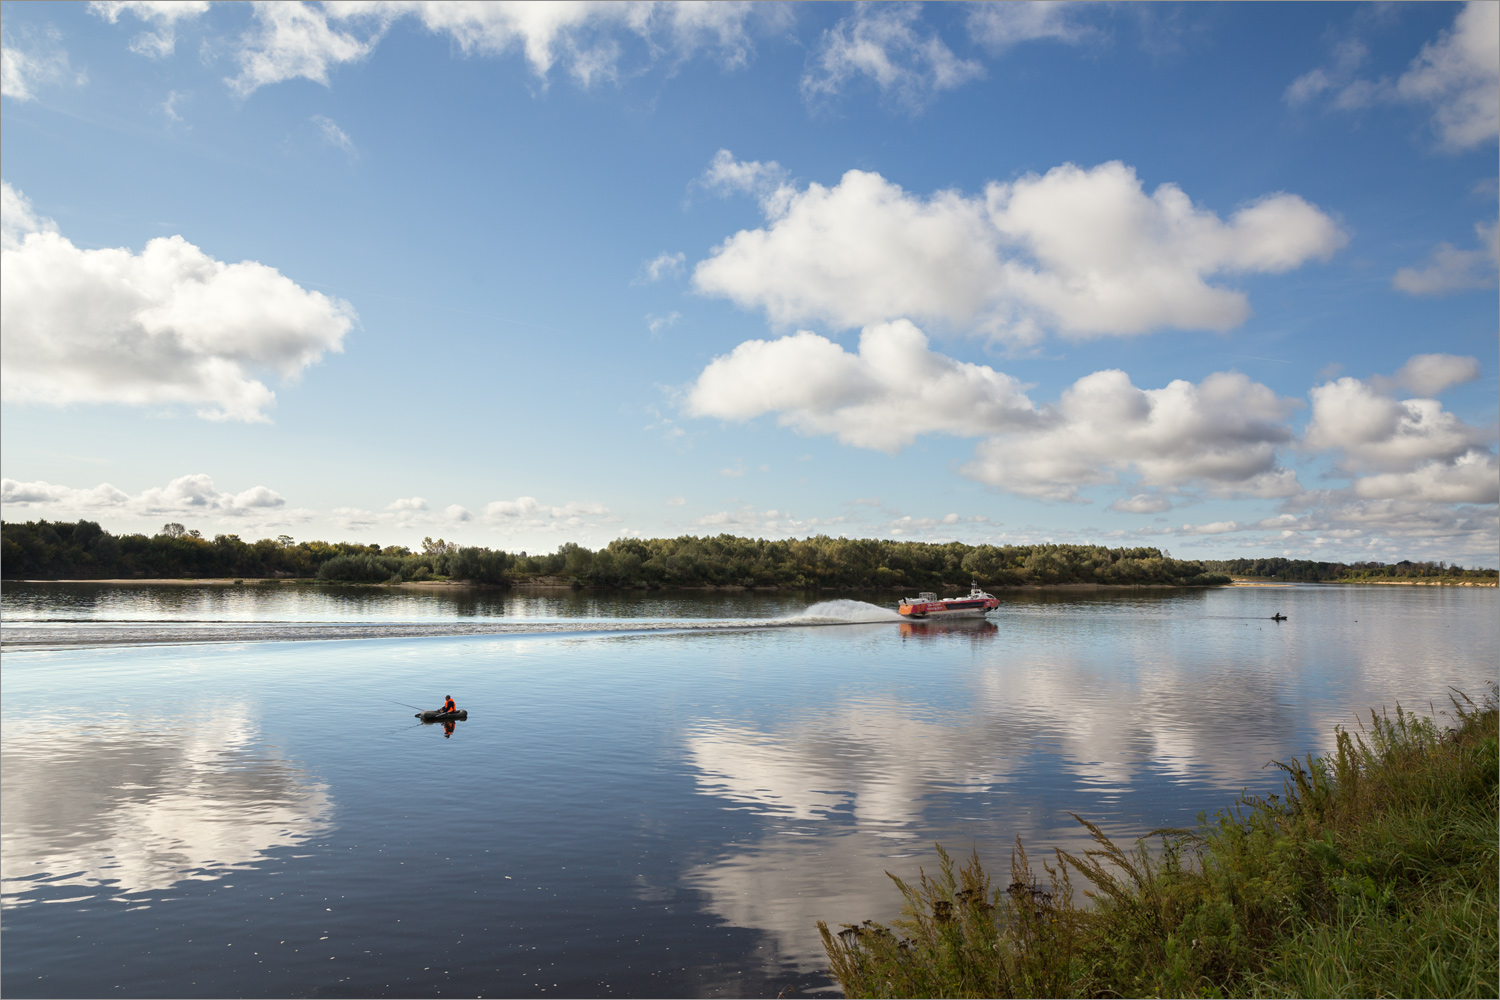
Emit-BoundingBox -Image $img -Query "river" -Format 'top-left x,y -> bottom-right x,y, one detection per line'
1,582 -> 1493,997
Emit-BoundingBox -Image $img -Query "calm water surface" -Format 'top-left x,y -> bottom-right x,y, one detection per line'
2,583 -> 1494,997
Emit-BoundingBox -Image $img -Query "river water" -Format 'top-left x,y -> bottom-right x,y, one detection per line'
1,582 -> 1494,997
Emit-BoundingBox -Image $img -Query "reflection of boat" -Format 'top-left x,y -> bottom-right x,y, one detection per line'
897,584 -> 998,618
899,619 -> 999,640
417,709 -> 468,721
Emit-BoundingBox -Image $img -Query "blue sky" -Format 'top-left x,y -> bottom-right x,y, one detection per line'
2,1 -> 1496,565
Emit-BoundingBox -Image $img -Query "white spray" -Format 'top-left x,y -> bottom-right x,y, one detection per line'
783,599 -> 903,624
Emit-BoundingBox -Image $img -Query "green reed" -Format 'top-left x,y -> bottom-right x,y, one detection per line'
821,687 -> 1498,998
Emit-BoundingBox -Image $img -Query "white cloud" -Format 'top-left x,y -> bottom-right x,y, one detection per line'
802,2 -> 983,110
1,30 -> 81,101
685,320 -> 1038,453
665,496 -> 686,506
885,512 -> 989,537
691,506 -> 848,535
311,113 -> 356,154
482,496 -> 618,531
646,311 -> 681,334
692,159 -> 1344,343
963,370 -> 1299,501
1109,493 -> 1174,514
230,1 -> 383,96
444,504 -> 474,523
1,474 -> 308,526
966,1 -> 1096,50
699,148 -> 789,200
1305,371 -> 1497,505
1306,377 -> 1486,472
685,318 -> 1301,504
386,496 -> 428,512
1392,220 -> 1499,295
226,1 -> 772,96
1,181 -> 355,422
1152,497 -> 1498,566
640,251 -> 684,282
162,89 -> 187,122
1287,2 -> 1499,152
1396,0 -> 1500,151
1391,352 -> 1482,397
89,1 -> 210,59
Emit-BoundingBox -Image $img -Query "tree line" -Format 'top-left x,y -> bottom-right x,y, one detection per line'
1203,556 -> 1497,583
2,520 -> 1240,589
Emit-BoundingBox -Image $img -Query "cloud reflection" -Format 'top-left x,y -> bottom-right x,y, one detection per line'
1,704 -> 331,906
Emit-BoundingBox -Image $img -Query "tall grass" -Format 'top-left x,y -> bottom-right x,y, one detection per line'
821,688 -> 1499,998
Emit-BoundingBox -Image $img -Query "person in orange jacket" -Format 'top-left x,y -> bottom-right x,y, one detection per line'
441,694 -> 456,714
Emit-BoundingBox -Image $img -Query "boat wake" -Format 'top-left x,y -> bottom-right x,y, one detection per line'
2,601 -> 905,649
782,599 -> 902,624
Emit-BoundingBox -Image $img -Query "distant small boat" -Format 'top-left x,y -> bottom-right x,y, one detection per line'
417,709 -> 468,721
898,585 -> 999,619
1271,613 -> 1287,621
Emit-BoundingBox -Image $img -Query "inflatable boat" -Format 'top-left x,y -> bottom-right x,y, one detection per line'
417,709 -> 469,721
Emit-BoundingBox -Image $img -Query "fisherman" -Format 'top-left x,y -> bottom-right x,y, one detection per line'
442,694 -> 457,714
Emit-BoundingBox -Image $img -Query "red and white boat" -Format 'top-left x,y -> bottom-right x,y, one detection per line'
897,585 -> 999,618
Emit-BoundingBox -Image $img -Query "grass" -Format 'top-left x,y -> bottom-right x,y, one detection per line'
820,688 -> 1498,998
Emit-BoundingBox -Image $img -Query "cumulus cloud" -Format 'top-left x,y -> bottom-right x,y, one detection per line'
482,496 -> 618,531
966,1 -> 1097,50
1286,2 -> 1499,152
1,181 -> 355,422
693,157 -> 1344,343
386,496 -> 428,512
1,473 -> 306,525
964,370 -> 1300,501
226,1 -> 773,95
1305,370 -> 1497,504
89,0 -> 210,59
1392,220 -> 1499,296
802,3 -> 983,111
686,320 -> 1038,452
684,318 -> 1300,503
1396,0 -> 1500,150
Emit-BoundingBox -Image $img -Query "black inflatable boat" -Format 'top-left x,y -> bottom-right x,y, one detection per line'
416,709 -> 469,721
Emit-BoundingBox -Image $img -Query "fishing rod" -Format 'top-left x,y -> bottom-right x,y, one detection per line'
388,698 -> 427,711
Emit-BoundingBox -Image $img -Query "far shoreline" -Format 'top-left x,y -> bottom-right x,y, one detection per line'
8,577 -> 1495,589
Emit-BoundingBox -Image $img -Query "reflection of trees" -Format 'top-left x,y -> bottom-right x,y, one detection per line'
1,705 -> 331,905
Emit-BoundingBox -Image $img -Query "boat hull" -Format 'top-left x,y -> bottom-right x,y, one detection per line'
417,709 -> 468,721
897,600 -> 996,619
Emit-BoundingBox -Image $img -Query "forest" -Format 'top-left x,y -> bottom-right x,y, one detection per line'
2,520 -> 1233,589
7,519 -> 1493,590
1204,556 -> 1497,583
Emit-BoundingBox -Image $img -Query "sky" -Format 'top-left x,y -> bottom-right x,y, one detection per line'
1,1 -> 1497,566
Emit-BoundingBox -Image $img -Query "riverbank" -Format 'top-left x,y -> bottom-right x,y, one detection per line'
821,690 -> 1499,999
1230,576 -> 1497,587
11,576 -> 1232,592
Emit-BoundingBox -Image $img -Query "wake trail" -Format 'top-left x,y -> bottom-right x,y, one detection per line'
2,601 -> 905,648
